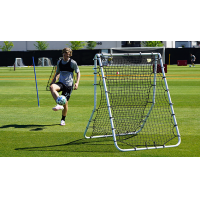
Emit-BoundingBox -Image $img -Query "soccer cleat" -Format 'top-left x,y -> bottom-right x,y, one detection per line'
52,104 -> 64,111
60,120 -> 66,126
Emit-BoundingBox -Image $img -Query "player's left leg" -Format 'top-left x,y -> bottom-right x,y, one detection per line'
62,101 -> 68,116
60,86 -> 73,125
60,101 -> 68,126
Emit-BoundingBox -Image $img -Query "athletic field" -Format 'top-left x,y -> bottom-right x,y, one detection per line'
0,65 -> 199,157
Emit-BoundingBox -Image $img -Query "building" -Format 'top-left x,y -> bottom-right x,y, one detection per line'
0,41 -> 199,51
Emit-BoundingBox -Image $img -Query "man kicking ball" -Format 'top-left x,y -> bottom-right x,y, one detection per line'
50,48 -> 80,125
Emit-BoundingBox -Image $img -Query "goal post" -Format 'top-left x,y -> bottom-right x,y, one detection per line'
84,53 -> 181,152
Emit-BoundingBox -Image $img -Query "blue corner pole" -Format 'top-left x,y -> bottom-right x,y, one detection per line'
32,57 -> 40,107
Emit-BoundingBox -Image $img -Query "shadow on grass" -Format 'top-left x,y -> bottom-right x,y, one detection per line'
0,124 -> 58,131
15,137 -> 117,153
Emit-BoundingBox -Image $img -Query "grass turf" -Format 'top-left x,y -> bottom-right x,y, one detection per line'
0,65 -> 200,157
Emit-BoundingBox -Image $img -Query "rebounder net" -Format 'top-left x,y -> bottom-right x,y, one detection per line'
14,58 -> 26,67
38,57 -> 53,66
85,53 -> 180,151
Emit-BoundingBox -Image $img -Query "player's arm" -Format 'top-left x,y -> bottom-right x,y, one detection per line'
74,71 -> 80,90
51,61 -> 60,85
51,72 -> 60,85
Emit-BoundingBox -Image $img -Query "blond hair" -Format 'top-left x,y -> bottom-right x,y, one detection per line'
62,48 -> 72,56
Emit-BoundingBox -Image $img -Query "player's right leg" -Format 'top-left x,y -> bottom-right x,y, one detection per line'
50,83 -> 61,101
50,83 -> 64,111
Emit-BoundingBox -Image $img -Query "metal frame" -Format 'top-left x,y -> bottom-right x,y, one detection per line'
110,47 -> 166,64
84,53 -> 181,151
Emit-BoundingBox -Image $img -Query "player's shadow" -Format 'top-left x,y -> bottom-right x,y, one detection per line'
0,124 -> 58,131
15,137 -> 116,153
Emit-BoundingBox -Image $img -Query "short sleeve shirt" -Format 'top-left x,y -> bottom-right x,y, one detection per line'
56,58 -> 79,86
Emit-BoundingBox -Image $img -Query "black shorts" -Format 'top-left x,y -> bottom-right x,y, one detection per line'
55,82 -> 73,101
191,60 -> 195,63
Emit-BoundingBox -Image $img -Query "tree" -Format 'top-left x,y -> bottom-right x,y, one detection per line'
141,41 -> 164,47
86,41 -> 97,50
67,41 -> 86,50
34,41 -> 49,50
0,41 -> 14,51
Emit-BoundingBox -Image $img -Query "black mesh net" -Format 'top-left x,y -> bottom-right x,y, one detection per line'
46,66 -> 57,91
88,55 -> 178,150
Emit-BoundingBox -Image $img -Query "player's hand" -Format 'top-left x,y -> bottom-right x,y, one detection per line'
74,83 -> 79,90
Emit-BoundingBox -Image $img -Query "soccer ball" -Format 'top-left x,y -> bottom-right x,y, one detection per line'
56,95 -> 67,105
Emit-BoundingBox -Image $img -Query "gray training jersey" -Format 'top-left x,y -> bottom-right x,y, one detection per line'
56,58 -> 79,87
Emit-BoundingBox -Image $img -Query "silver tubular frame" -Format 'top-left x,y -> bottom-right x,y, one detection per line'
159,53 -> 181,148
84,55 -> 98,138
84,53 -> 181,151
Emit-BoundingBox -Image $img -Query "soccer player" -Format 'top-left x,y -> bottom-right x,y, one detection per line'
50,48 -> 80,126
189,53 -> 196,67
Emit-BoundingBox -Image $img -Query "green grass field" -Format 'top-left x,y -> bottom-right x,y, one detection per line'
0,65 -> 200,157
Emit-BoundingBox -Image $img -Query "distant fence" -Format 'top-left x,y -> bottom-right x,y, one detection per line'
0,49 -> 101,66
165,48 -> 200,65
1,48 -> 200,66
